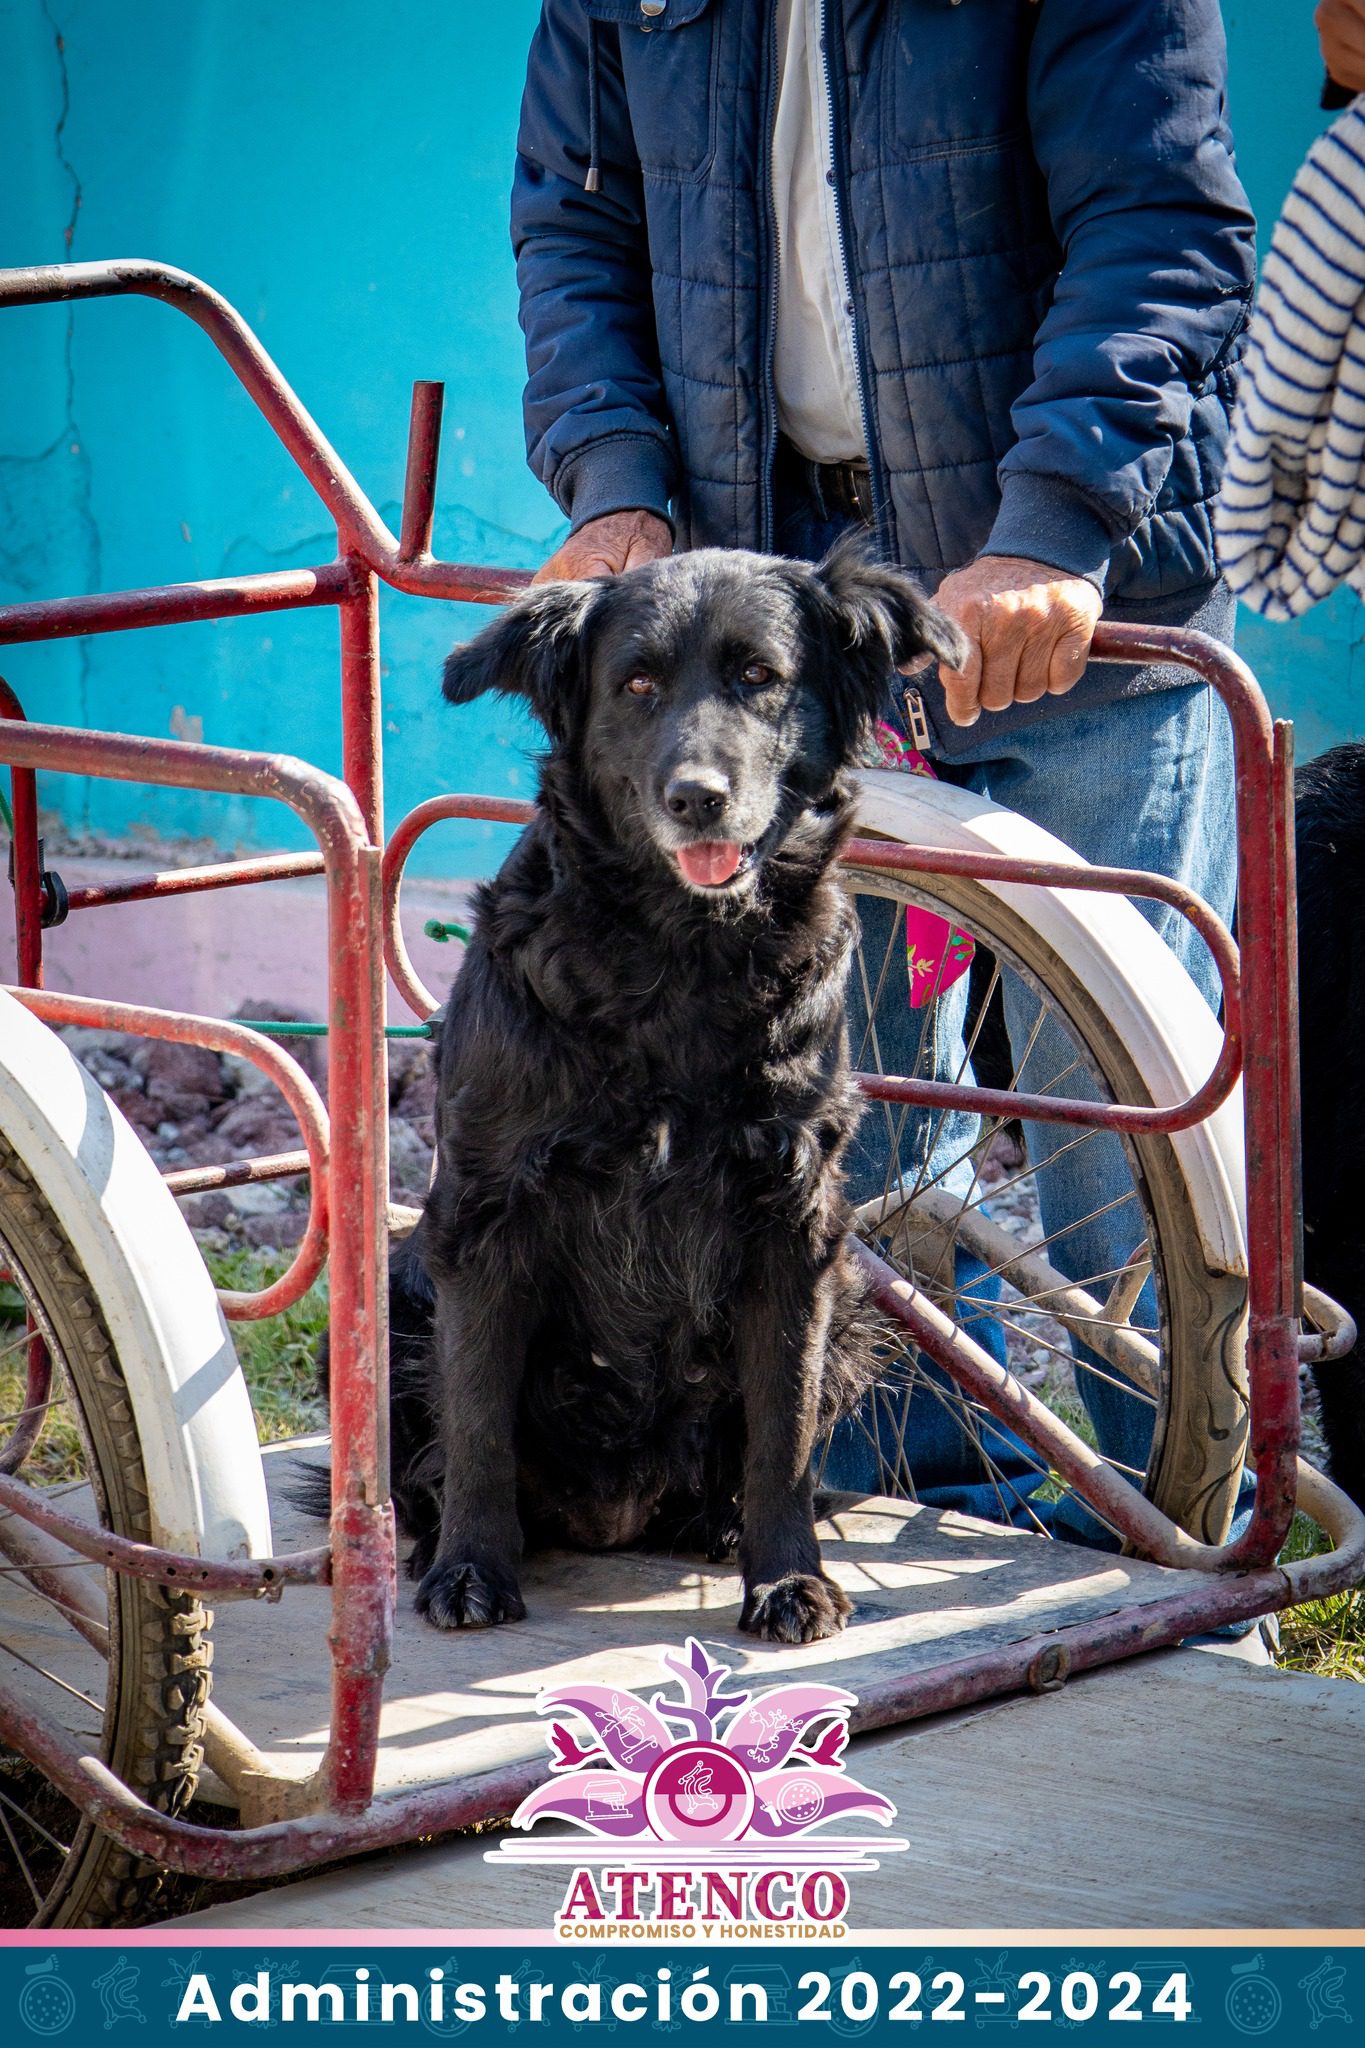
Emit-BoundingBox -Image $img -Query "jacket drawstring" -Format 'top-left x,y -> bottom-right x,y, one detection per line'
585,17 -> 602,193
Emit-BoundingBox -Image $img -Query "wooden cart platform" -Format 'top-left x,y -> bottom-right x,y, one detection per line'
199,1440 -> 1197,1804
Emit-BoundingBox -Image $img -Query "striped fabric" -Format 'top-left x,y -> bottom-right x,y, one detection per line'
1218,100 -> 1365,620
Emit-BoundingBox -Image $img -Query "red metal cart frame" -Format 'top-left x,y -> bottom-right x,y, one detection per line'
0,261 -> 1361,1887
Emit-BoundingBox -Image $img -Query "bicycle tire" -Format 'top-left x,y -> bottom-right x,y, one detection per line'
0,1133 -> 212,1926
838,854 -> 1248,1547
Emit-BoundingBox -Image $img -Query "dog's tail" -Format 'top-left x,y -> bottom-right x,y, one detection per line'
286,1227 -> 439,1527
288,1460 -> 333,1523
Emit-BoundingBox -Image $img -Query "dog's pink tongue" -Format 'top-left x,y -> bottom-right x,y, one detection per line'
677,841 -> 743,887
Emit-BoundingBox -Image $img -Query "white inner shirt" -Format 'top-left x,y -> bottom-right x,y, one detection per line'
771,0 -> 869,464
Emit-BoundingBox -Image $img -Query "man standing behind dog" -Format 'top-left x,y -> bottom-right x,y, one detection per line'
508,0 -> 1255,1527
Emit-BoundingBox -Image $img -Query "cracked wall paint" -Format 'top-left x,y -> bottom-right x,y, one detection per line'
0,10 -> 94,585
43,0 -> 100,801
0,1 -> 559,873
0,2 -> 1359,880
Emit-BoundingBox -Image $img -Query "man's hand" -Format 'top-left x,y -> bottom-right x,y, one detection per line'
930,555 -> 1102,729
532,509 -> 673,584
1318,0 -> 1365,92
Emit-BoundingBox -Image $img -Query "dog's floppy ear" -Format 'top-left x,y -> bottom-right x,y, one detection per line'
816,534 -> 968,672
441,579 -> 599,742
811,536 -> 968,754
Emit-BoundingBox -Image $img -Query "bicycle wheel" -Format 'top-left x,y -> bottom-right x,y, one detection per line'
0,1133 -> 211,1926
827,786 -> 1248,1549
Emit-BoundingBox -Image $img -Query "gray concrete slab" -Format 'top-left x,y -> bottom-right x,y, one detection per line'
166,1613 -> 1365,1931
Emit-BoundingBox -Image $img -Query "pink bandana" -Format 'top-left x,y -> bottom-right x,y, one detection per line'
865,719 -> 976,1010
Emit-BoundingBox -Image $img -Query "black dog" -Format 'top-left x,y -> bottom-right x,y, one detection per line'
368,545 -> 964,1645
1296,741 -> 1365,1510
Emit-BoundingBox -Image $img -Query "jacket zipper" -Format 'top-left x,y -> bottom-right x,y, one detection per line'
820,0 -> 923,731
760,0 -> 782,553
819,0 -> 887,549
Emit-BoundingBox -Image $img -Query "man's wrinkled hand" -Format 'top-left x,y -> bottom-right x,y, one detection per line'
531,509 -> 673,585
1318,0 -> 1365,91
930,555 -> 1102,729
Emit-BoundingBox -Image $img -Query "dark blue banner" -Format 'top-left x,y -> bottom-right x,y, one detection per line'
0,1942 -> 1357,2045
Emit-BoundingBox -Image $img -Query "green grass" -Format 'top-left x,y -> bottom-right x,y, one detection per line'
0,1252 -> 328,1492
201,1248 -> 330,1444
0,1288 -> 87,1487
1275,1512 -> 1365,1683
1026,1359 -> 1100,1508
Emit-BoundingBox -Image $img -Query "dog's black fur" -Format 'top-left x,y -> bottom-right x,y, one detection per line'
325,545 -> 964,1645
1296,741 -> 1365,1510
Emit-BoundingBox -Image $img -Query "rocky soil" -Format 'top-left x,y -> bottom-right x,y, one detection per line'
58,1008 -> 436,1254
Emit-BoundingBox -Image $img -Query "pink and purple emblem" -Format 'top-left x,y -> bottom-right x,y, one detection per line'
490,1638 -> 907,1894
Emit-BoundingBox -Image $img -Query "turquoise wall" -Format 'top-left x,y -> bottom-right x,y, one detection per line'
0,1 -> 1359,878
0,0 -> 553,875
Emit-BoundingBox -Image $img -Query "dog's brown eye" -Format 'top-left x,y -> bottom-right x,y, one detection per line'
626,674 -> 657,697
740,661 -> 774,687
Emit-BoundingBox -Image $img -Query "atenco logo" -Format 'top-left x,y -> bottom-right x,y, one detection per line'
487,1638 -> 907,1936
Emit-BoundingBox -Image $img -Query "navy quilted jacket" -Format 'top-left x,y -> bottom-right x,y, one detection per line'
512,0 -> 1255,613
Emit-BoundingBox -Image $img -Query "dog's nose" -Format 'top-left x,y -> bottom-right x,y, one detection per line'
664,770 -> 730,829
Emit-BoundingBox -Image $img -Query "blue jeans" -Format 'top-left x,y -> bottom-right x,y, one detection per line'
780,492 -> 1239,1542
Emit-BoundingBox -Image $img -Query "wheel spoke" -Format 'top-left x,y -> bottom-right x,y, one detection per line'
0,1780 -> 72,1859
835,865 -> 1247,1551
898,953 -> 1005,1213
940,1186 -> 1144,1300
0,1391 -> 67,1433
964,1307 -> 1159,1410
0,1145 -> 212,1925
0,1564 -> 113,1649
0,1640 -> 105,1718
0,1325 -> 38,1369
874,1346 -> 1062,1539
0,1797 -> 46,1912
915,999 -> 1056,1299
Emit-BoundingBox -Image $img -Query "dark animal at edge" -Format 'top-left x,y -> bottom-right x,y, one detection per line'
1294,740 -> 1365,1512
962,739 -> 1365,1512
315,543 -> 965,1644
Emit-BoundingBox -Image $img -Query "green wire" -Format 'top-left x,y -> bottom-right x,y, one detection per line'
236,1020 -> 434,1040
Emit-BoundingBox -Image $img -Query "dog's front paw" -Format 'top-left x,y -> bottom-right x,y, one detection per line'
415,1556 -> 526,1629
740,1573 -> 851,1644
